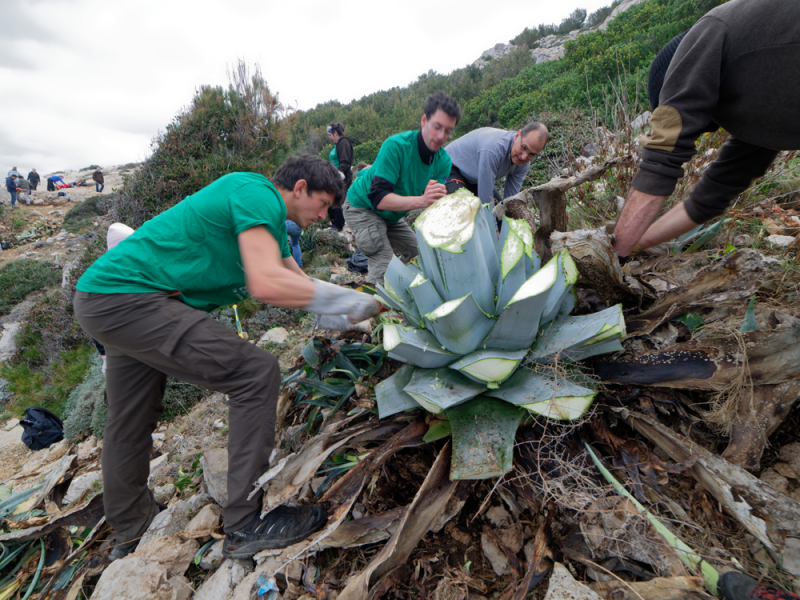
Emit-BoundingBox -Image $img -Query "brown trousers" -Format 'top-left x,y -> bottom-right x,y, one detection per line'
73,291 -> 279,540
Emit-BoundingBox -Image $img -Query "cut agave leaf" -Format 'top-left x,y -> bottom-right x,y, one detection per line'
424,414 -> 452,442
383,324 -> 456,368
414,190 -> 496,314
484,366 -> 597,421
482,254 -> 560,350
475,204 -> 500,285
495,218 -> 529,314
566,337 -> 624,362
403,367 -> 487,413
539,249 -> 579,325
446,396 -> 525,480
375,365 -> 420,418
425,294 -> 496,356
384,256 -> 419,308
530,305 -> 626,364
408,274 -> 443,329
376,283 -> 423,329
449,348 -> 528,389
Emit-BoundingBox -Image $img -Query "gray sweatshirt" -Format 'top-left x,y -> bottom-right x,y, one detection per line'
633,0 -> 800,223
445,128 -> 530,205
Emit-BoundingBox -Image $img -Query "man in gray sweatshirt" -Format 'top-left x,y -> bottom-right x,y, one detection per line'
444,123 -> 548,206
614,0 -> 800,257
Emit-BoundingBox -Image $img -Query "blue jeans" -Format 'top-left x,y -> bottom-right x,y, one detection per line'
286,220 -> 302,267
8,190 -> 16,207
96,183 -> 104,193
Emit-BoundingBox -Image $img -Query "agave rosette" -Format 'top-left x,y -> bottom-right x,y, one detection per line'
375,189 -> 625,480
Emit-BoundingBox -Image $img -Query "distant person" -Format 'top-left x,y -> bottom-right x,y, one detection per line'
92,168 -> 105,193
5,174 -> 18,207
326,123 -> 353,231
27,168 -> 40,190
16,175 -> 31,206
444,123 -> 549,206
7,167 -> 22,179
344,92 -> 459,286
613,0 -> 800,257
286,220 -> 303,267
47,175 -> 66,191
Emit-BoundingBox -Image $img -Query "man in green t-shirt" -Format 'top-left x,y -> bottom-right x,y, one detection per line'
344,92 -> 461,285
74,155 -> 381,561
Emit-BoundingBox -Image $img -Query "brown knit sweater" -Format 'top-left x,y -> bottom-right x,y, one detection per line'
632,0 -> 800,223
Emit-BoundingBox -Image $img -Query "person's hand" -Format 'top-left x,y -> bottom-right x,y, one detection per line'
419,180 -> 447,208
344,293 -> 382,323
304,279 -> 382,322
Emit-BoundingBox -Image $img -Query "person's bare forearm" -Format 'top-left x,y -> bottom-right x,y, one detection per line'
613,188 -> 668,256
637,202 -> 700,249
375,193 -> 423,212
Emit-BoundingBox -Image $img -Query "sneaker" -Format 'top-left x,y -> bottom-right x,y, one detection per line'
223,504 -> 327,559
719,572 -> 800,600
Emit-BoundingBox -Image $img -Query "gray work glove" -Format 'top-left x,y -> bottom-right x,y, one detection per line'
315,314 -> 373,332
303,279 -> 381,323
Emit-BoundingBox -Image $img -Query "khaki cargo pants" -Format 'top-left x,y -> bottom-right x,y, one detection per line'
74,291 -> 279,541
343,201 -> 418,285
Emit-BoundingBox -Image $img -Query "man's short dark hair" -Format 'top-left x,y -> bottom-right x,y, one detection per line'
520,121 -> 548,141
272,154 -> 345,207
424,92 -> 461,124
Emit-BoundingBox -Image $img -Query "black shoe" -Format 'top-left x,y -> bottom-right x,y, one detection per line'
107,501 -> 169,562
222,504 -> 327,559
719,572 -> 800,600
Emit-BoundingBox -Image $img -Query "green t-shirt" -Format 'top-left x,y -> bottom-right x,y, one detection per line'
347,130 -> 451,224
329,145 -> 339,168
77,172 -> 291,312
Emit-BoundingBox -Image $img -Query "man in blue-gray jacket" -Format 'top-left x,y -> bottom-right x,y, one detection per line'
444,123 -> 548,205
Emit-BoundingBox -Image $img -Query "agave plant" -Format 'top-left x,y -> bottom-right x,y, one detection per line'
374,189 -> 626,480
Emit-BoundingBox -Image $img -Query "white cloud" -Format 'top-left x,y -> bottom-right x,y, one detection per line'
0,0 -> 613,172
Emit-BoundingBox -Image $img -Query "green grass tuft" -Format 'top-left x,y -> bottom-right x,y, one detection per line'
0,260 -> 61,317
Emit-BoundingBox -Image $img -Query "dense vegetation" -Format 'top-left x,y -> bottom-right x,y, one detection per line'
285,0 -> 725,172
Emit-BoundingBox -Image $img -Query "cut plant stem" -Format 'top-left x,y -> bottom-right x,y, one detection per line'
449,348 -> 528,389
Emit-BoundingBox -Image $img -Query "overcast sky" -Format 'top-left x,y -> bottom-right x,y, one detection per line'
0,0 -> 613,174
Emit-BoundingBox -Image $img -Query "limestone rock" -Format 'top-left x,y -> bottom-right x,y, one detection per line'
148,453 -> 170,485
259,327 -> 288,344
199,539 -> 225,570
473,42 -> 518,67
183,503 -> 221,538
767,234 -> 796,247
530,46 -> 566,64
62,470 -> 102,505
0,322 -> 23,362
599,0 -> 647,30
139,500 -> 191,548
194,558 -> 253,600
187,492 -> 212,513
77,436 -> 98,461
201,448 -> 228,505
544,562 -> 603,600
133,535 -> 199,576
154,484 -> 176,504
90,555 -> 177,600
168,575 -> 192,600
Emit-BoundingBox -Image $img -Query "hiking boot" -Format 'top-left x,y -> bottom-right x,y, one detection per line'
107,501 -> 168,562
223,504 -> 327,559
719,572 -> 800,600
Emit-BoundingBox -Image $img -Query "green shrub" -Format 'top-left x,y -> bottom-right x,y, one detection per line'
0,260 -> 61,317
2,343 -> 93,418
62,196 -> 109,234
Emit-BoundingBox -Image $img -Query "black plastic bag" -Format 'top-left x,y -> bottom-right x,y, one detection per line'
20,407 -> 64,451
346,250 -> 369,274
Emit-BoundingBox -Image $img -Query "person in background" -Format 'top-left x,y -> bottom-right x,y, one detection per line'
27,168 -> 40,190
326,123 -> 354,231
5,174 -> 18,207
444,122 -> 549,206
286,220 -> 303,267
613,0 -> 800,257
343,92 -> 460,286
93,168 -> 105,193
7,167 -> 22,179
47,175 -> 66,191
16,175 -> 31,206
